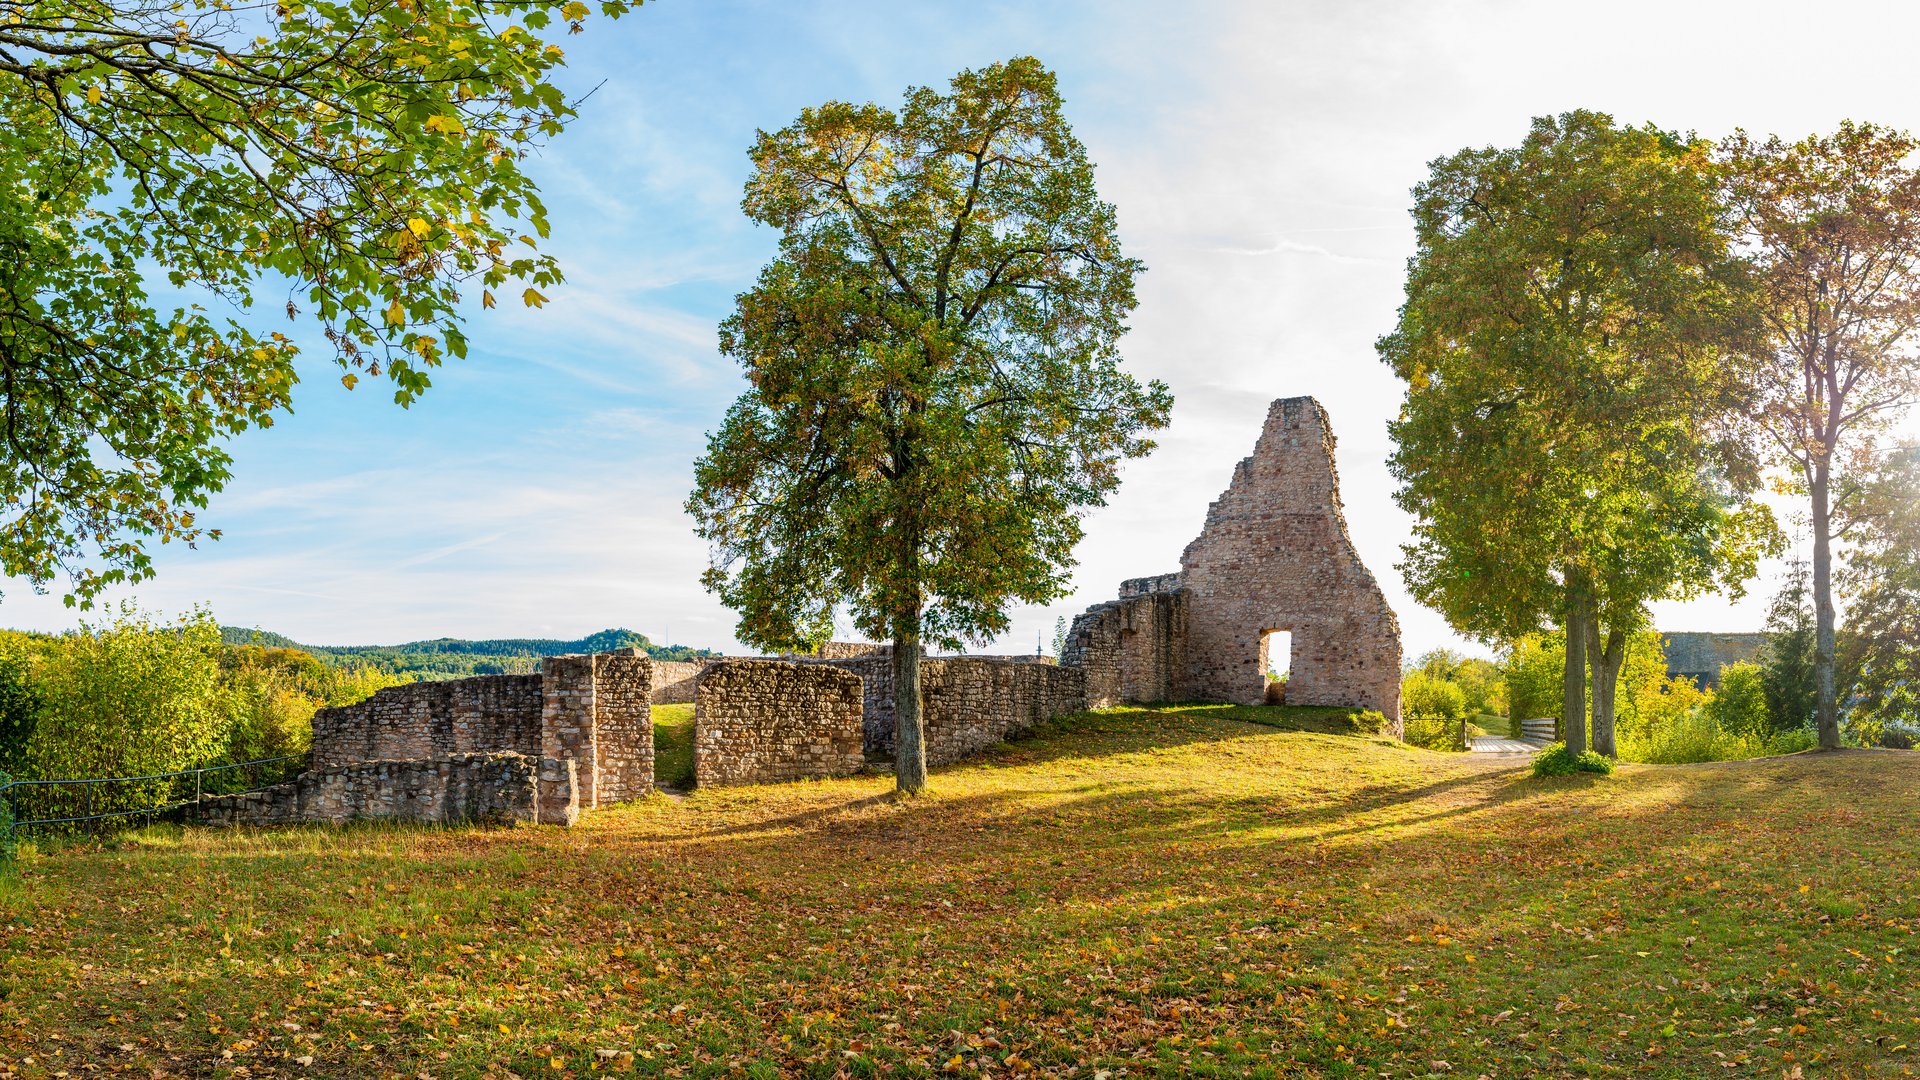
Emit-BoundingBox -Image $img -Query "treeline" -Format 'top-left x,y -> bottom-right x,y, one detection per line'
2,606 -> 403,786
217,626 -> 718,679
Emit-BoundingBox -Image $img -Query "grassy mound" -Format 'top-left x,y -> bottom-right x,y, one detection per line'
2,706 -> 1914,1076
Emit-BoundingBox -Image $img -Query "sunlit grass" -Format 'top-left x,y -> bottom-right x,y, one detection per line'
2,705 -> 1915,1078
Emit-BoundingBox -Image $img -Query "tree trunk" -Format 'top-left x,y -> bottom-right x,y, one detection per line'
892,602 -> 928,794
1811,461 -> 1841,750
1563,586 -> 1589,755
1586,622 -> 1626,758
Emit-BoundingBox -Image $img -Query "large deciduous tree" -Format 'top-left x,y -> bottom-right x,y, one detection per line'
0,0 -> 631,603
687,57 -> 1169,794
1720,122 -> 1920,750
1381,111 -> 1774,756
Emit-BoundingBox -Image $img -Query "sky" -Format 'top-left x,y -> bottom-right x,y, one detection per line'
5,0 -> 1919,655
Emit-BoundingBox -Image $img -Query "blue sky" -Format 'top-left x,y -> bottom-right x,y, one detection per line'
6,0 -> 1918,654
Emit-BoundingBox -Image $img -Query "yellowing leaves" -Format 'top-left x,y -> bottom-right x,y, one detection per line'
407,218 -> 431,238
86,85 -> 102,105
522,288 -> 548,309
561,0 -> 589,19
384,298 -> 406,327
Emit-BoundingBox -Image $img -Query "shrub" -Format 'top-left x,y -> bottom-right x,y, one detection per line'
1705,662 -> 1769,740
26,604 -> 227,781
1403,671 -> 1467,720
1532,741 -> 1615,778
1402,715 -> 1465,752
0,768 -> 14,863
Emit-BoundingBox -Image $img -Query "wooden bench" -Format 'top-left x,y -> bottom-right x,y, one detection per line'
1519,718 -> 1556,743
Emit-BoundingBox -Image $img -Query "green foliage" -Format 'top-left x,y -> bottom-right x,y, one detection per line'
0,768 -> 13,864
688,56 -> 1169,655
1401,715 -> 1466,753
1705,662 -> 1770,741
1761,562 -> 1819,733
1050,617 -> 1069,659
1402,670 -> 1467,721
0,0 -> 634,605
1839,445 -> 1920,745
1504,633 -> 1566,725
25,604 -> 227,781
0,631 -> 43,776
1531,742 -> 1615,777
1407,648 -> 1505,717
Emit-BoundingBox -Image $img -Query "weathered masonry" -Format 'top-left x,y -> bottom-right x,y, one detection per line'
693,660 -> 865,787
190,650 -> 657,828
1065,396 -> 1403,728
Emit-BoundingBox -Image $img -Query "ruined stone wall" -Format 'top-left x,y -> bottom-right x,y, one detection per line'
851,657 -> 1086,766
649,660 -> 710,704
303,652 -> 651,826
309,676 -> 543,770
539,651 -> 653,813
184,752 -> 542,827
693,660 -> 865,786
1175,397 -> 1402,724
1064,588 -> 1185,709
591,651 -> 654,803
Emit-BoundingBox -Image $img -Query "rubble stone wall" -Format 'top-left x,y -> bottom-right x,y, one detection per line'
848,657 -> 1086,766
693,660 -> 865,786
590,651 -> 654,804
309,676 -> 543,769
184,752 -> 541,827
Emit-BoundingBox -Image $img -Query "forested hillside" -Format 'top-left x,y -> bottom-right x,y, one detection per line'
217,627 -> 717,679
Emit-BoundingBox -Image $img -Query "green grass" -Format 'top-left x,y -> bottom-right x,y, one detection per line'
652,703 -> 695,790
3,704 -> 1916,1078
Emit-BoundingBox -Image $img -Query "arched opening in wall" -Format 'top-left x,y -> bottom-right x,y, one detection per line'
1260,629 -> 1293,705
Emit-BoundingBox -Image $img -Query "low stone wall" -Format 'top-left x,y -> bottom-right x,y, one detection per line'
843,656 -> 1086,766
184,753 -> 542,827
694,660 -> 865,786
650,660 -> 709,704
310,675 -> 543,769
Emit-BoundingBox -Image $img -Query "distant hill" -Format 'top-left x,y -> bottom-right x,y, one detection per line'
219,626 -> 718,679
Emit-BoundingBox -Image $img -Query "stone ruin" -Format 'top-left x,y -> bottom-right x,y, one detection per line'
188,395 -> 1401,828
1063,396 -> 1403,729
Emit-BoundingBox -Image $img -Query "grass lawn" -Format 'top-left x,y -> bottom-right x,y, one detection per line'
653,704 -> 695,791
2,704 -> 1916,1078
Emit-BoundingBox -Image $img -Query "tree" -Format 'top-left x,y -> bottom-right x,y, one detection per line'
1382,111 -> 1774,757
1759,560 -> 1818,733
1721,123 -> 1920,749
687,58 -> 1169,793
0,0 -> 632,604
1837,444 -> 1920,744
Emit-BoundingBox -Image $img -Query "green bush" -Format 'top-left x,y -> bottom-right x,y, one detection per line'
1402,715 -> 1466,752
1403,670 -> 1467,720
1705,662 -> 1769,740
1532,741 -> 1615,777
26,604 -> 228,782
0,768 -> 14,863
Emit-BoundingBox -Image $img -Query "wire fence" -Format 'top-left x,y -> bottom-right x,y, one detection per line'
0,754 -> 308,839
